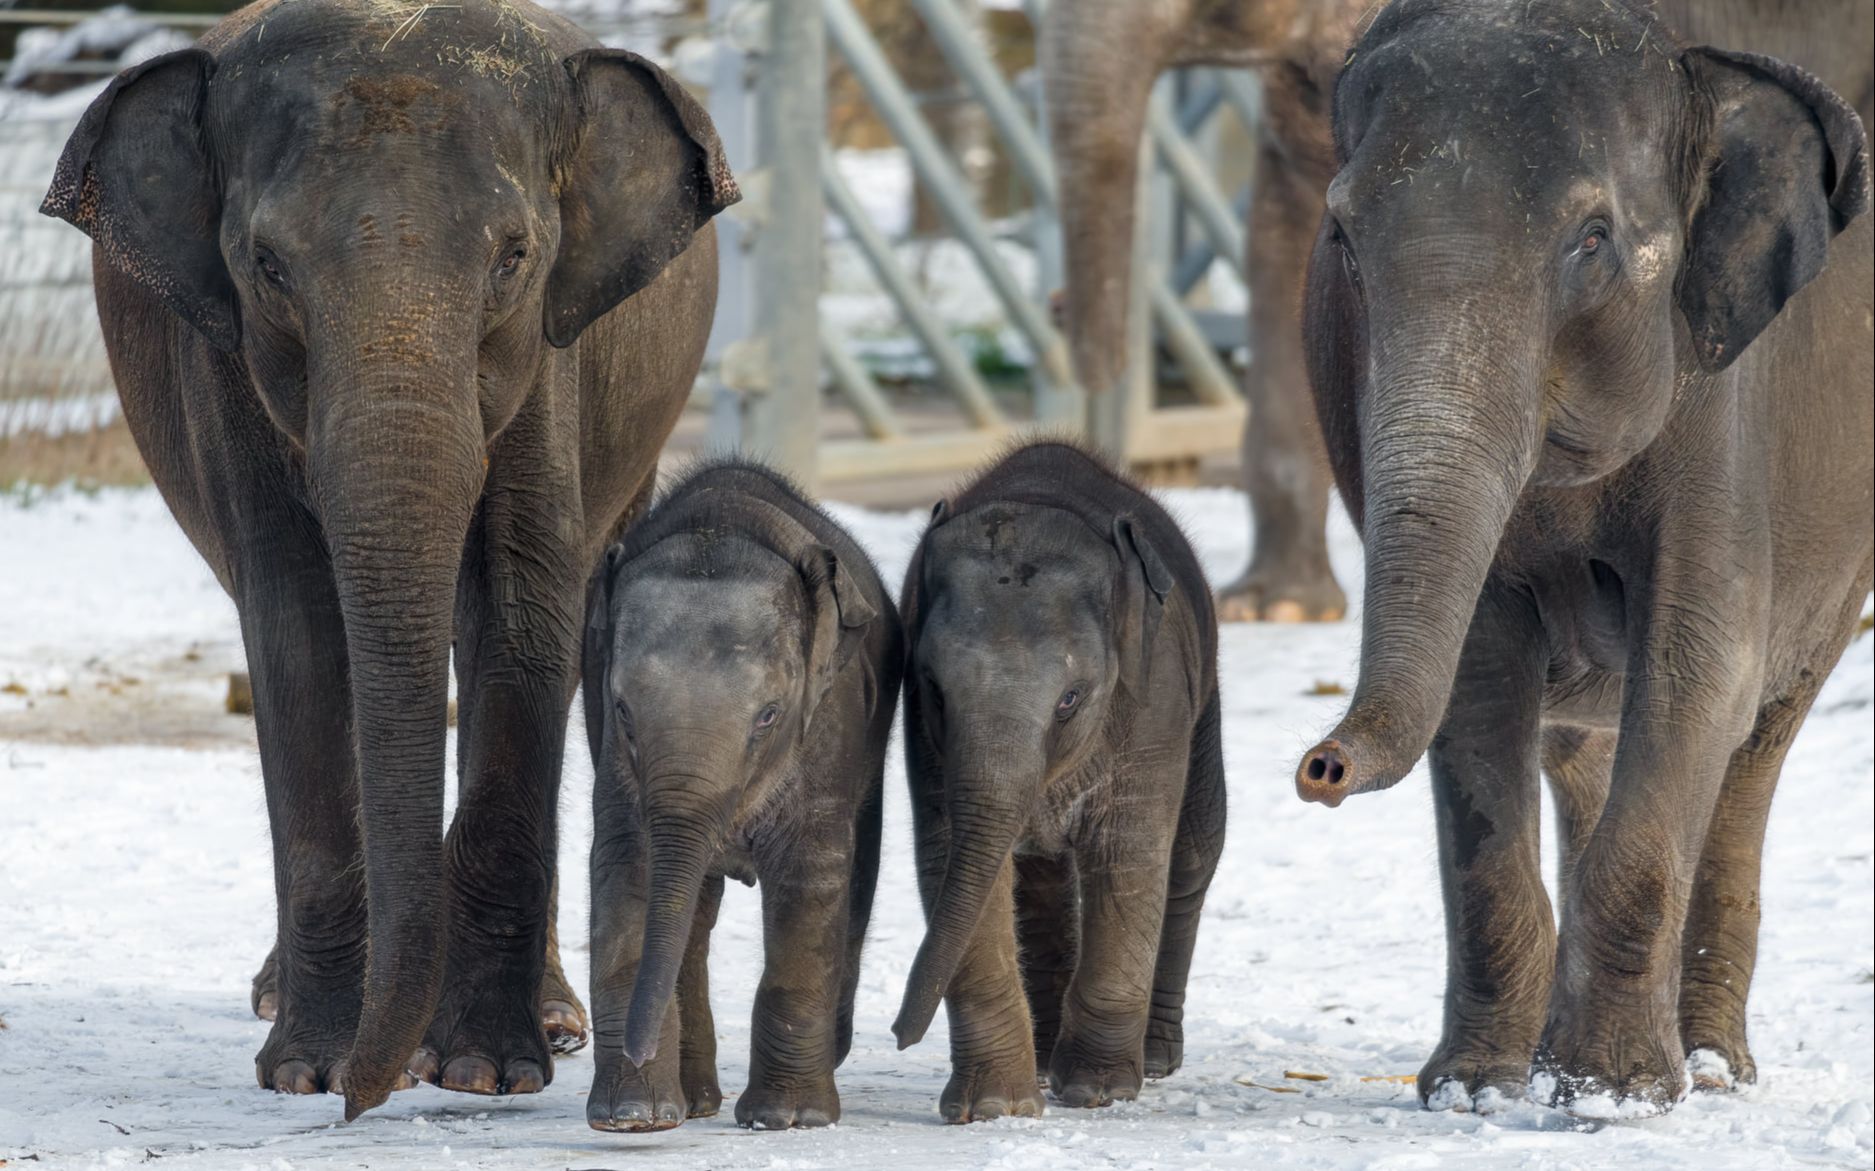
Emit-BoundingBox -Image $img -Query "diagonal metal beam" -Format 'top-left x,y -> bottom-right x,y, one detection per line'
821,149 -> 1006,430
823,0 -> 1074,390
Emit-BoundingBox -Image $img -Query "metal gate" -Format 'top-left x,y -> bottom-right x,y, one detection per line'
702,0 -> 1259,488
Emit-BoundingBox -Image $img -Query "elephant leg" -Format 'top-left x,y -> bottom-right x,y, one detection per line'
1680,656 -> 1831,1092
1049,792 -> 1180,1109
836,779 -> 884,1068
1146,689 -> 1227,1081
677,874 -> 726,1117
1217,141 -> 1344,624
251,945 -> 278,1021
240,550 -> 383,1095
417,408 -> 588,1097
938,860 -> 1041,1123
738,829 -> 855,1130
541,876 -> 590,1054
1418,587 -> 1554,1112
587,762 -> 687,1131
1015,852 -> 1078,1076
1536,581 -> 1761,1116
1540,725 -> 1614,900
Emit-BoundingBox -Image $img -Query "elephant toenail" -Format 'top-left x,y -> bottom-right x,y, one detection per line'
441,1056 -> 500,1094
501,1059 -> 546,1095
270,1060 -> 320,1094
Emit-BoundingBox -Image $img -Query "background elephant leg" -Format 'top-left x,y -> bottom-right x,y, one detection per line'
240,556 -> 383,1095
836,781 -> 884,1068
1218,144 -> 1344,624
1680,658 -> 1830,1091
587,770 -> 687,1131
1420,589 -> 1553,1111
1541,725 -> 1614,900
1015,852 -> 1078,1076
676,873 -> 726,1117
1146,691 -> 1227,1080
250,944 -> 278,1021
540,877 -> 590,1054
739,837 -> 853,1130
1050,793 -> 1180,1108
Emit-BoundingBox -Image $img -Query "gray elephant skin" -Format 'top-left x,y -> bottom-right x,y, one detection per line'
892,441 -> 1227,1122
1292,0 -> 1872,1117
582,460 -> 904,1132
40,0 -> 736,1118
1041,0 -> 1872,626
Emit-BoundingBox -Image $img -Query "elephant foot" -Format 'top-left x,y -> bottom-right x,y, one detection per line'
1418,1043 -> 1532,1113
588,1053 -> 688,1132
1048,1032 -> 1144,1108
540,961 -> 589,1055
681,1058 -> 723,1118
1532,1016 -> 1687,1119
939,1055 -> 1045,1123
1686,1043 -> 1755,1093
1215,566 -> 1346,624
736,1073 -> 841,1129
1143,1015 -> 1183,1080
257,1015 -> 414,1096
413,986 -> 552,1097
250,947 -> 278,1021
543,999 -> 589,1056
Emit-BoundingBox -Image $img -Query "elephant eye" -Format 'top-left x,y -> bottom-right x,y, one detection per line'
614,698 -> 636,740
1576,219 -> 1610,258
753,703 -> 781,731
1056,688 -> 1082,718
255,248 -> 287,288
495,247 -> 526,278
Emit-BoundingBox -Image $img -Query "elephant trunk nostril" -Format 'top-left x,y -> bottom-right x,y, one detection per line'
1296,741 -> 1352,807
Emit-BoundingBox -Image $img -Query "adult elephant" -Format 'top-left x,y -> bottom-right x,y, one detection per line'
1040,0 -> 1872,624
41,0 -> 736,1119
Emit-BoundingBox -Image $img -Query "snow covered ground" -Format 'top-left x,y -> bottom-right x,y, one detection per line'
0,484 -> 1869,1170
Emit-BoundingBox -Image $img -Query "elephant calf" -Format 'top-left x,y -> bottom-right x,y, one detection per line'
893,441 -> 1227,1121
581,459 -> 902,1132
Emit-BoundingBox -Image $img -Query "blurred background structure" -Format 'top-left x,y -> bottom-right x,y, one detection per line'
0,0 -> 1260,501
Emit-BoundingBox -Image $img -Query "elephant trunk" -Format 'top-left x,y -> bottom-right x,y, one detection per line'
1041,0 -> 1184,395
893,734 -> 1040,1049
1297,284 -> 1544,806
623,779 -> 733,1067
307,326 -> 486,1119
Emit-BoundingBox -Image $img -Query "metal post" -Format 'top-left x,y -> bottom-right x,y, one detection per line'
705,0 -> 758,454
743,0 -> 824,486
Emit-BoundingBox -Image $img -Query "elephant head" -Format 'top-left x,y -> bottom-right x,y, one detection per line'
595,495 -> 876,1069
1289,0 -> 1869,806
892,498 -> 1173,1047
41,3 -> 737,1116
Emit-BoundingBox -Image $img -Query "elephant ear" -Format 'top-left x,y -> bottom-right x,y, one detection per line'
799,544 -> 877,734
545,49 -> 740,347
1678,47 -> 1871,373
1111,515 -> 1173,698
41,48 -> 238,352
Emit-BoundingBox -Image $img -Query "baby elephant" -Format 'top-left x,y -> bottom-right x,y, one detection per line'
893,441 -> 1226,1121
582,459 -> 903,1131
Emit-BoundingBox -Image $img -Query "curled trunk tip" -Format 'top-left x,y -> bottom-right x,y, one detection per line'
892,970 -> 944,1050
